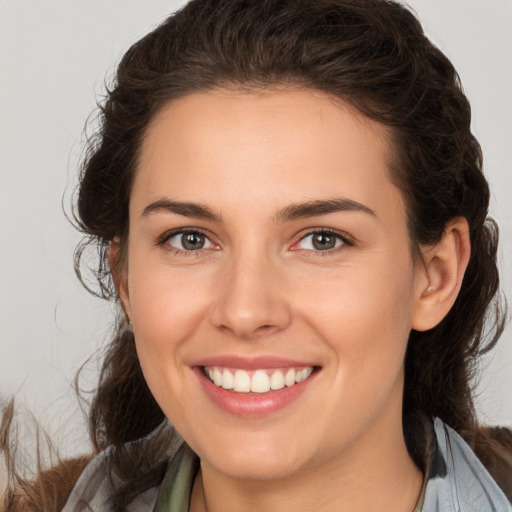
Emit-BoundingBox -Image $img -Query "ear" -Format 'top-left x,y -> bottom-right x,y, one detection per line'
412,217 -> 471,332
108,238 -> 132,322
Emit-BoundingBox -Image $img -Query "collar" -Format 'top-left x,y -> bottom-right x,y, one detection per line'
152,443 -> 199,512
420,418 -> 512,512
152,419 -> 512,512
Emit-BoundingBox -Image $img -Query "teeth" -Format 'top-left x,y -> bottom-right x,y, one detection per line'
205,366 -> 314,394
213,367 -> 223,387
270,370 -> 285,390
221,369 -> 234,390
250,370 -> 270,393
233,370 -> 251,393
284,369 -> 296,387
296,367 -> 313,383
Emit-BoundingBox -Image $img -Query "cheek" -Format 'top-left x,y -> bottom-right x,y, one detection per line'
128,252 -> 213,338
125,254 -> 215,397
293,255 -> 416,375
128,283 -> 204,422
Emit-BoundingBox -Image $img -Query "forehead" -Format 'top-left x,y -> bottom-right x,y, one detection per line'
134,88 -> 403,220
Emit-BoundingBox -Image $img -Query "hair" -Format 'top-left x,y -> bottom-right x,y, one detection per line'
2,0 -> 510,509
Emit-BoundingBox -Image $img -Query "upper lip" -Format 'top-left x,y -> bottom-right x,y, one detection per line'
191,355 -> 319,370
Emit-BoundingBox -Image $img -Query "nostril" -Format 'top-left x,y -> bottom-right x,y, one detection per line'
256,324 -> 275,333
210,292 -> 292,338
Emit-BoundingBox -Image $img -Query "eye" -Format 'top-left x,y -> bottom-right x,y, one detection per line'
165,230 -> 216,251
294,230 -> 349,252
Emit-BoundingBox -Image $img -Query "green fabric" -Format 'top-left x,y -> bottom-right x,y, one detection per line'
152,444 -> 199,512
413,491 -> 425,512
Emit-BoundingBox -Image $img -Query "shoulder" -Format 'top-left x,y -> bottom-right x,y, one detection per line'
61,448 -> 160,512
422,418 -> 512,512
61,422 -> 185,511
477,424 -> 512,501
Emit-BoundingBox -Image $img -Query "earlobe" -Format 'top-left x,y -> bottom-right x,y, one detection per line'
412,217 -> 471,332
108,238 -> 132,322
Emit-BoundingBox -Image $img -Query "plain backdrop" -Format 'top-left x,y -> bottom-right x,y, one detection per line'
1,0 -> 511,458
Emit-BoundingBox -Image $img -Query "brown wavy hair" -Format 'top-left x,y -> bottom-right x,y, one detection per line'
3,0 -> 510,509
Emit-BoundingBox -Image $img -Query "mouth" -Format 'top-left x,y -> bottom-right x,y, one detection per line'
194,359 -> 320,417
203,366 -> 315,394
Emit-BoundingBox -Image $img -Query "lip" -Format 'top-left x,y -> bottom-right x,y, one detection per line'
192,355 -> 316,370
192,356 -> 320,417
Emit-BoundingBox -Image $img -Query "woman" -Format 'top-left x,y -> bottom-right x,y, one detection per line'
3,0 -> 512,510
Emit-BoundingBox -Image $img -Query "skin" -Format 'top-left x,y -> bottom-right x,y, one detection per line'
114,88 -> 470,512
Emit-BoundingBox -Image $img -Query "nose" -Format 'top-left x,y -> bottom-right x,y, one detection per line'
210,252 -> 292,340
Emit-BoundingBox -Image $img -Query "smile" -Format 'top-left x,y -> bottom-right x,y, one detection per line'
204,366 -> 314,394
194,357 -> 320,417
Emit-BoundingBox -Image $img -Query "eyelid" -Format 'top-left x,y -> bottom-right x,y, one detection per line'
155,227 -> 353,255
157,228 -> 219,253
290,228 -> 354,252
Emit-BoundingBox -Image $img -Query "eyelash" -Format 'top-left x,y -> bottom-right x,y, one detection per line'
157,228 -> 216,256
157,228 -> 353,256
294,229 -> 353,255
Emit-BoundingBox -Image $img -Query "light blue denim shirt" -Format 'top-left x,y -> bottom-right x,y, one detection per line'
419,418 -> 511,512
63,418 -> 512,512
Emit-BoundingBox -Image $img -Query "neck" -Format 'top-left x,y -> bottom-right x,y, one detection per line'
189,417 -> 423,512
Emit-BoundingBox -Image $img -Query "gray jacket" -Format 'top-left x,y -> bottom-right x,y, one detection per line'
421,418 -> 511,511
63,418 -> 512,511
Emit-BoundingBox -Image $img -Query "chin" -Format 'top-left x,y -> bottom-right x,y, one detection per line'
195,430 -> 313,480
210,452 -> 307,481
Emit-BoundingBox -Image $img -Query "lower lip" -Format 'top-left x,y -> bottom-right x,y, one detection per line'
194,367 -> 318,417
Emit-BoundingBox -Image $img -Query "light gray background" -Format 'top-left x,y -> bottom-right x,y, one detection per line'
1,0 -> 511,458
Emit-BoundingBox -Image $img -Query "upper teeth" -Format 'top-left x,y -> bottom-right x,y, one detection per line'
205,366 -> 314,394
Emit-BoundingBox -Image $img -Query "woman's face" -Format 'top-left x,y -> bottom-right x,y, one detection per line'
121,89 -> 429,480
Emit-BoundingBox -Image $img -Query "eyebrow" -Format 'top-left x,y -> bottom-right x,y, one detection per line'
141,199 -> 222,221
274,198 -> 377,223
141,197 -> 376,223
